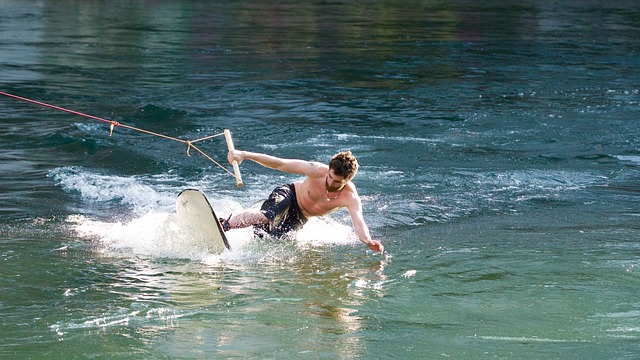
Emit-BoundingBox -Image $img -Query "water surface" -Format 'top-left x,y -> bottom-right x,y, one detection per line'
1,1 -> 639,359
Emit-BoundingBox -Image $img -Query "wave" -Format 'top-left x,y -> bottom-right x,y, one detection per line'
369,168 -> 610,228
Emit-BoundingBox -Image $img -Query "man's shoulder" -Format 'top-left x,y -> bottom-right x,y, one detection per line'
306,161 -> 329,176
308,160 -> 328,169
342,183 -> 361,202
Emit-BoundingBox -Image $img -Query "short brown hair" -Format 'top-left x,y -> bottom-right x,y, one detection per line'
329,151 -> 359,180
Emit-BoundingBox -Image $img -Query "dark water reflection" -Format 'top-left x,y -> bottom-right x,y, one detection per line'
4,1 -> 637,90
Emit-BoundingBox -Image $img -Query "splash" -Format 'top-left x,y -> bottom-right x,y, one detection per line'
49,166 -> 177,216
54,166 -> 357,262
68,213 -> 212,260
66,213 -> 356,263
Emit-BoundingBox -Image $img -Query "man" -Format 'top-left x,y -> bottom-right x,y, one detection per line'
222,149 -> 384,253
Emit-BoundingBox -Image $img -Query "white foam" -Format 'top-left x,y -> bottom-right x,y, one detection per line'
67,213 -> 215,260
401,270 -> 417,278
296,216 -> 357,245
49,166 -> 175,216
68,214 -> 355,260
474,335 -> 582,343
50,307 -> 187,333
615,155 -> 640,165
66,212 -> 357,263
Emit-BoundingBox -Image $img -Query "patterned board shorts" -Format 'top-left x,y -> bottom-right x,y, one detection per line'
255,183 -> 308,238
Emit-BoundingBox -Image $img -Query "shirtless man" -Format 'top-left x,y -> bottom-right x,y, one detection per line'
222,150 -> 384,253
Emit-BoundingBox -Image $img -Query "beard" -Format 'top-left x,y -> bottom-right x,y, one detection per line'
325,178 -> 344,192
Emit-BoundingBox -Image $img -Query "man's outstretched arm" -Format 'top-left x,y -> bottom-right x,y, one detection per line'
348,196 -> 384,253
228,150 -> 324,176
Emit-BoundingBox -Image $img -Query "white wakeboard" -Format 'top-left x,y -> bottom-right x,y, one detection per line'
176,189 -> 230,254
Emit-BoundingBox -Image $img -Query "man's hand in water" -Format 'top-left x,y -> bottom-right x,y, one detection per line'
368,240 -> 384,254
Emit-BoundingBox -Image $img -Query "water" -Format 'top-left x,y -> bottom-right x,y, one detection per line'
1,1 -> 639,358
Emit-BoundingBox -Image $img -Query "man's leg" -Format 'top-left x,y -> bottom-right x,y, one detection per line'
225,210 -> 269,230
221,184 -> 291,233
